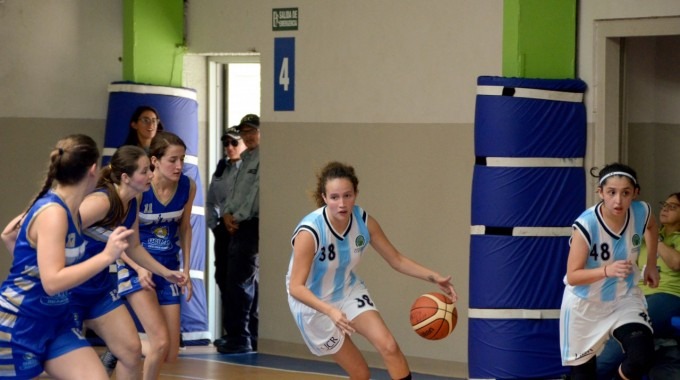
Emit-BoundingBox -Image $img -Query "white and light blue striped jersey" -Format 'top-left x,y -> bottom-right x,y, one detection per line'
138,174 -> 190,257
564,200 -> 650,302
76,190 -> 138,295
0,190 -> 86,318
286,205 -> 371,303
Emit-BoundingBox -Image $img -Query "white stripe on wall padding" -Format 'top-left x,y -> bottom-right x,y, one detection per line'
108,83 -> 197,101
184,155 -> 198,166
469,226 -> 572,237
188,269 -> 204,279
511,227 -> 572,237
468,308 -> 560,319
483,157 -> 582,167
191,205 -> 205,216
477,85 -> 584,102
102,147 -> 117,157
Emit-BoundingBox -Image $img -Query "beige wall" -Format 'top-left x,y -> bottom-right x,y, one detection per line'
188,1 -> 502,368
258,123 -> 473,368
0,0 -> 121,279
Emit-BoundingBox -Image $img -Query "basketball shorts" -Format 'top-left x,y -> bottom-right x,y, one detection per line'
70,274 -> 123,321
288,280 -> 378,356
46,312 -> 91,360
70,285 -> 123,322
117,255 -> 182,305
0,307 -> 87,378
560,287 -> 652,366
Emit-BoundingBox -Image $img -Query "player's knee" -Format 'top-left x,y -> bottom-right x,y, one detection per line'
375,334 -> 400,358
616,323 -> 654,379
148,334 -> 170,357
114,338 -> 142,365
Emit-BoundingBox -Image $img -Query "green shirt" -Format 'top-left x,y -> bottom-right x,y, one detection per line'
639,226 -> 680,297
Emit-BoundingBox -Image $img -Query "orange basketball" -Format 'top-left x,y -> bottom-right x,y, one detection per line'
409,292 -> 457,340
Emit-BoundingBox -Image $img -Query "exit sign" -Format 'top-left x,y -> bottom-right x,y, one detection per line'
272,8 -> 298,31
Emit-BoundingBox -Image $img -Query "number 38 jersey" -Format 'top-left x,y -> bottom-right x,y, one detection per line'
565,200 -> 651,302
286,205 -> 371,303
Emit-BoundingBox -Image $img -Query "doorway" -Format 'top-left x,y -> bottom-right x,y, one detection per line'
593,16 -> 680,206
207,55 -> 261,340
623,35 -> 680,205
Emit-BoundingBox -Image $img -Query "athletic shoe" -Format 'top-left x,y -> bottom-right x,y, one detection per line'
100,350 -> 118,376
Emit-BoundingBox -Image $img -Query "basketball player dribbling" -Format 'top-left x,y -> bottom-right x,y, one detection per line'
286,161 -> 457,380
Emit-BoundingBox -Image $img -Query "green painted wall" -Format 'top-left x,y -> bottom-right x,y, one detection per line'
123,0 -> 185,86
503,0 -> 576,79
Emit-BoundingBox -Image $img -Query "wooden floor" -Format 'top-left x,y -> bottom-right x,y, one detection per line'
39,345 -> 461,379
152,346 -> 344,380
153,356 -> 342,379
154,346 -> 459,380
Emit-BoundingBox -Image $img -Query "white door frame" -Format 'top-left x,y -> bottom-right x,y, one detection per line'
591,16 -> 680,204
206,54 -> 260,340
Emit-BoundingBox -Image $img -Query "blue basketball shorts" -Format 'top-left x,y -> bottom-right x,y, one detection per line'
117,254 -> 182,305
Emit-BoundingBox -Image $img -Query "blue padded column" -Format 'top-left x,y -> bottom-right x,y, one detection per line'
468,76 -> 587,379
103,82 -> 209,344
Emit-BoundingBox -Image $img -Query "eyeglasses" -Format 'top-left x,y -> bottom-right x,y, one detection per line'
238,127 -> 258,136
224,139 -> 239,147
139,117 -> 160,125
659,201 -> 680,211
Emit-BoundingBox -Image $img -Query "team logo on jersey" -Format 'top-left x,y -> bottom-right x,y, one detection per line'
153,226 -> 169,239
355,235 -> 366,248
632,234 -> 641,247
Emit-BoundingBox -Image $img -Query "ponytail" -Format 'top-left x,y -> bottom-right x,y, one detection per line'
17,139 -> 96,230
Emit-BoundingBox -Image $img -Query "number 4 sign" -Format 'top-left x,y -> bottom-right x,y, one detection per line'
274,37 -> 295,111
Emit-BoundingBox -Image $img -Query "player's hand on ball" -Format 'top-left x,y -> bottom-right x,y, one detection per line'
435,275 -> 457,303
329,307 -> 355,336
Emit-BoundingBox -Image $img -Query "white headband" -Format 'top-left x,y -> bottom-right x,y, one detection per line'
599,171 -> 637,186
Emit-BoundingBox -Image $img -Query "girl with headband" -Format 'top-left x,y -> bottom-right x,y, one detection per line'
559,163 -> 659,379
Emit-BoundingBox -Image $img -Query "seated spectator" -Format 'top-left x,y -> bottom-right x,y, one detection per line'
597,192 -> 680,379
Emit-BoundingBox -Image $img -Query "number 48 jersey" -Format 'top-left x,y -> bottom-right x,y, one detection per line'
286,205 -> 371,303
564,200 -> 651,302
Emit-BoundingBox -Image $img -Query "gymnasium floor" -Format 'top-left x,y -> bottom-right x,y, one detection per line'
142,346 -> 464,380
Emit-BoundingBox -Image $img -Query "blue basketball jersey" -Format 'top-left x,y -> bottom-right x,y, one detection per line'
0,190 -> 86,319
565,200 -> 650,302
137,174 -> 190,257
75,191 -> 138,295
286,205 -> 371,303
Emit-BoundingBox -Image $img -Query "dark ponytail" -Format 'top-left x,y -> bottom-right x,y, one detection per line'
14,135 -> 99,231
